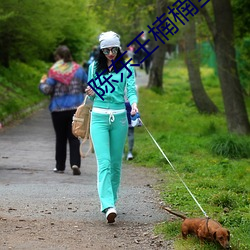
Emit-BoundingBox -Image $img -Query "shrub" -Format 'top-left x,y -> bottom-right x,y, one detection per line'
210,135 -> 250,159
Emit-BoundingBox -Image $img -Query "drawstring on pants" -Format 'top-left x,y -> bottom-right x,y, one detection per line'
109,112 -> 115,124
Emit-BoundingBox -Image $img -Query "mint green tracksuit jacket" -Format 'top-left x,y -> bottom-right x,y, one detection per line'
88,61 -> 138,212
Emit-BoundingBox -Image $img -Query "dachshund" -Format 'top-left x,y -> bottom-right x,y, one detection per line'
162,206 -> 231,249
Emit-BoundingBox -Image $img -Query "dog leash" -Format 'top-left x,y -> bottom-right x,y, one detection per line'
139,118 -> 209,218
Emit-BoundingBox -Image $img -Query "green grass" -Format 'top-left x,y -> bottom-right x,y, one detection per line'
0,60 -> 50,123
129,59 -> 250,250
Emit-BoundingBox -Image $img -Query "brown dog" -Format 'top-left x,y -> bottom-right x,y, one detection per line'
163,207 -> 231,249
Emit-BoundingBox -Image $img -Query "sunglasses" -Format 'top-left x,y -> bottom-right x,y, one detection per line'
102,47 -> 119,55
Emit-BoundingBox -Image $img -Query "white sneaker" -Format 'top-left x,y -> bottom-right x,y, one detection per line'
127,152 -> 133,160
105,207 -> 117,223
53,168 -> 64,173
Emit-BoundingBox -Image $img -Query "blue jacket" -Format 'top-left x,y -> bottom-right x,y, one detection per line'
39,67 -> 87,112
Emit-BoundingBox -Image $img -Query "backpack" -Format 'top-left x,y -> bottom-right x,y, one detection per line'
72,95 -> 93,158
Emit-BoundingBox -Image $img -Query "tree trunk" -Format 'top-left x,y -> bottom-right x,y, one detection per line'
147,41 -> 166,89
185,19 -> 218,114
212,0 -> 250,134
147,0 -> 168,90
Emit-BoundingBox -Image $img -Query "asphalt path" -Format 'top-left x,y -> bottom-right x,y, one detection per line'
0,106 -> 165,223
0,70 -> 172,249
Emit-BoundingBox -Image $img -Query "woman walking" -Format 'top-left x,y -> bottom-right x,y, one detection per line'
85,31 -> 138,223
39,45 -> 87,175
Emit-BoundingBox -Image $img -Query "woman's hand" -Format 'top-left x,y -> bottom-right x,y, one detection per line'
131,103 -> 138,116
85,86 -> 95,97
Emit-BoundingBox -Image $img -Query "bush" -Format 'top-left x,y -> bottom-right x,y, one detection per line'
210,135 -> 250,159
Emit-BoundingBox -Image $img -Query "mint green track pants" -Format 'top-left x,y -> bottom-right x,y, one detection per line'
90,111 -> 128,212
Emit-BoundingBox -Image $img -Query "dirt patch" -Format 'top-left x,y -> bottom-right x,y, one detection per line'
0,216 -> 174,250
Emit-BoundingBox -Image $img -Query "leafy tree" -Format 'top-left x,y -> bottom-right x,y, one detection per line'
194,0 -> 250,134
0,0 -> 98,67
92,0 -> 155,48
232,0 -> 250,39
0,0 -> 57,66
147,0 -> 169,90
52,1 -> 100,62
93,0 -> 176,90
232,0 -> 250,95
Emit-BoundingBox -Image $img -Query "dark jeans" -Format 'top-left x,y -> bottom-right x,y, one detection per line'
127,127 -> 134,152
125,102 -> 134,152
51,110 -> 80,171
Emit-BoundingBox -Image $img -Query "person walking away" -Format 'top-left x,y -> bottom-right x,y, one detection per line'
39,45 -> 87,175
87,46 -> 99,70
85,31 -> 138,223
144,44 -> 152,74
125,101 -> 135,160
123,51 -> 138,160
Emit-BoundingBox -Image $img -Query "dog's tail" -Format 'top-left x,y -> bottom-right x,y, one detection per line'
162,206 -> 187,220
